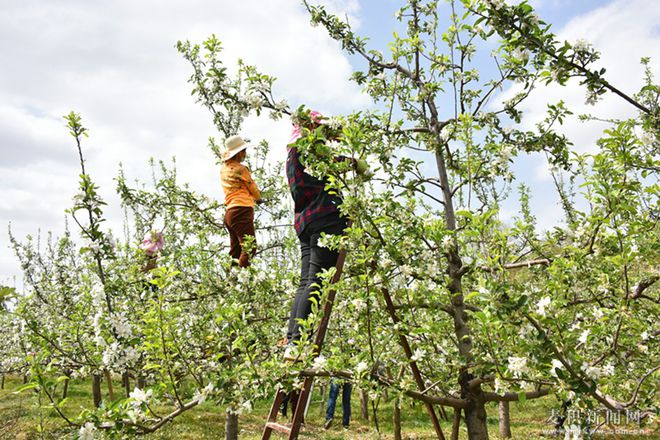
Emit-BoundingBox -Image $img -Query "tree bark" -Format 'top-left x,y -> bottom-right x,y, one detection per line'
225,411 -> 239,440
1,374 -> 4,389
104,370 -> 114,401
451,408 -> 461,440
122,372 -> 130,397
92,373 -> 102,408
393,398 -> 402,440
61,369 -> 71,399
360,389 -> 369,421
462,382 -> 488,440
62,377 -> 69,399
499,401 -> 512,438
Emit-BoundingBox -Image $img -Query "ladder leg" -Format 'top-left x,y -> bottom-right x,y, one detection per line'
288,377 -> 314,439
262,389 -> 287,440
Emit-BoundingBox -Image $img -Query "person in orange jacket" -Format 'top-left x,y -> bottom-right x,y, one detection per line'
220,135 -> 262,268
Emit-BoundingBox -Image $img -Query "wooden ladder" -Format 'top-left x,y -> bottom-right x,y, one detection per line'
261,247 -> 348,439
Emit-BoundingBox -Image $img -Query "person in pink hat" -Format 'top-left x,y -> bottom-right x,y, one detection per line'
282,108 -> 370,360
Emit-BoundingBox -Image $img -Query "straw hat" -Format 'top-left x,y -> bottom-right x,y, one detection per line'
222,135 -> 250,161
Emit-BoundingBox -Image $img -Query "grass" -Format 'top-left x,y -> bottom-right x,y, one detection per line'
1,376 -> 657,439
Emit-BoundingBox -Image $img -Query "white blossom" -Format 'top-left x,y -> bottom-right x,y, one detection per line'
641,331 -> 649,341
129,387 -> 153,406
351,298 -> 366,312
312,355 -> 327,370
274,99 -> 288,111
639,132 -> 655,146
90,283 -> 106,310
78,422 -> 97,440
583,363 -> 603,380
508,356 -> 528,378
578,329 -> 590,346
536,296 -> 551,316
244,94 -> 265,109
326,116 -> 342,130
494,377 -> 508,393
253,81 -> 269,93
500,145 -> 513,161
551,359 -> 563,377
317,234 -> 330,249
528,13 -> 540,27
109,312 -> 133,339
573,38 -> 591,52
411,348 -> 425,362
511,48 -> 529,62
355,361 -> 369,374
240,400 -> 253,413
194,383 -> 215,404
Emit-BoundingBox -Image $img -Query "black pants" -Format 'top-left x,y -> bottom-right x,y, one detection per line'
287,216 -> 346,342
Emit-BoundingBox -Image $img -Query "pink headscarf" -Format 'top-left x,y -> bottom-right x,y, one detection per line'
289,110 -> 324,145
289,124 -> 302,144
139,231 -> 164,257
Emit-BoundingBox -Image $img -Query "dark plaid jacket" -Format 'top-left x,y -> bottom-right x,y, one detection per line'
286,145 -> 343,236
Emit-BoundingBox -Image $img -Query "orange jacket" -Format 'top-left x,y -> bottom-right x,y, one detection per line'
221,161 -> 261,208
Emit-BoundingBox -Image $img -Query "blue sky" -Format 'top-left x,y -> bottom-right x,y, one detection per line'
0,0 -> 658,287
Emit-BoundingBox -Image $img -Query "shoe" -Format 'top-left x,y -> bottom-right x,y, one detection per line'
343,424 -> 349,429
324,418 -> 333,430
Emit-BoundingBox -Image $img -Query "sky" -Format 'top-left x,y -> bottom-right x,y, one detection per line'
1,0 -> 658,288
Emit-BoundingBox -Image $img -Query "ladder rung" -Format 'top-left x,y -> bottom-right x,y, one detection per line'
265,422 -> 292,434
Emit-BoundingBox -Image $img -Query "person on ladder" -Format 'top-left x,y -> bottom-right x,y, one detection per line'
282,107 -> 369,360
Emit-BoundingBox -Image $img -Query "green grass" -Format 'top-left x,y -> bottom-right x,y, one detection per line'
1,376 -> 657,439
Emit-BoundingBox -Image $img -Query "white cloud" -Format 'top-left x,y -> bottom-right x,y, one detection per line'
0,0 -> 368,285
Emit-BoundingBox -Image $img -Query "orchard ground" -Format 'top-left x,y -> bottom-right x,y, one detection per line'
1,376 -> 658,439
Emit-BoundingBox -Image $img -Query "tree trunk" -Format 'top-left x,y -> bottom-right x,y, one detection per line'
61,370 -> 71,399
122,372 -> 131,397
1,374 -> 4,389
499,401 -> 512,438
23,374 -> 28,384
92,374 -> 102,408
62,377 -> 69,399
104,370 -> 114,401
463,395 -> 489,439
137,374 -> 147,389
451,408 -> 461,440
225,411 -> 239,440
360,389 -> 369,421
393,398 -> 402,440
